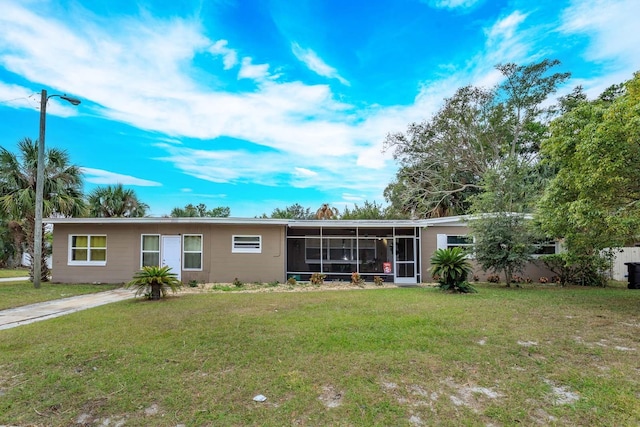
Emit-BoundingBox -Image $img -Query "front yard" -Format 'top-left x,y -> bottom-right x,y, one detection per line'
0,283 -> 638,425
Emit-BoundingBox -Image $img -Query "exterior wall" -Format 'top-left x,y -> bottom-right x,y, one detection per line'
51,223 -> 286,284
420,224 -> 554,282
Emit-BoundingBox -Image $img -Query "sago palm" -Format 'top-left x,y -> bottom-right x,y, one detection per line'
126,265 -> 182,300
430,247 -> 476,293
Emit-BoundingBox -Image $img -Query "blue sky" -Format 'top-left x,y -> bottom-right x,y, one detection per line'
1,0 -> 639,217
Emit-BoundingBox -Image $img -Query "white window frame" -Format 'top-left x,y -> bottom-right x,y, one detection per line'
232,235 -> 262,254
140,234 -> 161,268
68,234 -> 107,266
532,240 -> 559,257
183,234 -> 203,271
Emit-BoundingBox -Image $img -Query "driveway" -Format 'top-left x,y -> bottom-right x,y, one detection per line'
0,288 -> 135,330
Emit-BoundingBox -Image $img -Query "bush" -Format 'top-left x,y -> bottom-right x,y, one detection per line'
233,277 -> 243,287
373,276 -> 384,286
310,273 -> 326,285
487,274 -> 501,283
286,277 -> 297,286
125,266 -> 182,300
541,253 -> 609,287
351,272 -> 364,286
188,280 -> 199,288
430,247 -> 477,293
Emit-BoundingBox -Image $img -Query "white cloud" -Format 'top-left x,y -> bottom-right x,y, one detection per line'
82,167 -> 162,186
238,57 -> 271,81
429,0 -> 484,9
294,167 -> 317,178
559,0 -> 640,95
209,39 -> 238,70
291,42 -> 350,86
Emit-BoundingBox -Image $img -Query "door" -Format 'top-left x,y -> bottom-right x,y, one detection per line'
394,237 -> 417,284
162,235 -> 182,281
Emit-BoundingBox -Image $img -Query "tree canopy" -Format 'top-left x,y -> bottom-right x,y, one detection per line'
537,72 -> 640,254
0,138 -> 86,281
170,203 -> 230,218
87,184 -> 148,218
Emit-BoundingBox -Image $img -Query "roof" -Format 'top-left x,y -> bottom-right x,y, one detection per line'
44,214 -> 507,228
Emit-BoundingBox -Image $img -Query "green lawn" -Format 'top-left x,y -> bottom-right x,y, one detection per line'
0,284 -> 638,426
0,267 -> 29,278
0,280 -> 121,310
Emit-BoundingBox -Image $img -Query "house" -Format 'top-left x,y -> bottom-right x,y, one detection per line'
46,215 -> 554,285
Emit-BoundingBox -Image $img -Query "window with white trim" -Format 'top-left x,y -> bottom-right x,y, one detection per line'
183,234 -> 202,270
232,235 -> 262,253
141,234 -> 160,267
533,240 -> 558,256
68,235 -> 107,266
437,234 -> 473,250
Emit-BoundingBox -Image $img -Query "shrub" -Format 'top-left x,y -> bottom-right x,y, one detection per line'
310,273 -> 326,285
233,277 -> 243,287
487,274 -> 501,283
539,276 -> 549,283
125,266 -> 182,300
188,279 -> 199,288
373,276 -> 384,286
286,277 -> 297,286
430,247 -> 477,293
351,272 -> 364,286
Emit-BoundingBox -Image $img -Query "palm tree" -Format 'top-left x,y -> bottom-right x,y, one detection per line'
0,138 -> 86,281
87,184 -> 148,217
126,265 -> 182,300
315,203 -> 339,220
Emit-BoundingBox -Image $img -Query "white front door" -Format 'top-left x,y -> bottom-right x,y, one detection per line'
394,237 -> 417,284
162,235 -> 182,281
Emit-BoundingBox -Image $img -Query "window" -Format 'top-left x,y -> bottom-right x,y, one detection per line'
68,235 -> 107,266
141,234 -> 160,267
232,235 -> 262,253
183,235 -> 202,270
533,240 -> 557,256
437,234 -> 473,250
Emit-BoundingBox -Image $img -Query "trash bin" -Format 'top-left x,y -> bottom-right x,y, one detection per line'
624,262 -> 640,289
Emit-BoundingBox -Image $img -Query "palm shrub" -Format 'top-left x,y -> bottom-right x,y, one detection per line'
430,247 -> 477,293
126,266 -> 182,300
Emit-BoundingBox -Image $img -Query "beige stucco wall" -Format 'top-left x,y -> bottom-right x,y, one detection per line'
420,225 -> 554,283
51,223 -> 286,284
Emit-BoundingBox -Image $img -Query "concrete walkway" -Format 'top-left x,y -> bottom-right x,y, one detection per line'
0,288 -> 135,331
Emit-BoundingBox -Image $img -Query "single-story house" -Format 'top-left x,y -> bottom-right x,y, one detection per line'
46,215 -> 555,285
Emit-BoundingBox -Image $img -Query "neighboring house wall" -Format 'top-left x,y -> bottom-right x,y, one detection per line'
51,223 -> 286,284
608,247 -> 640,281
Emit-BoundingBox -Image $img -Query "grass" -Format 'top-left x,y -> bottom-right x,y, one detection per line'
0,267 -> 29,278
0,283 -> 638,426
0,280 -> 121,310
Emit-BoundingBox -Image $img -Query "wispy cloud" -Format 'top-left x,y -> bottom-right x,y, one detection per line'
291,42 -> 350,86
82,168 -> 162,186
559,0 -> 640,95
427,0 -> 484,10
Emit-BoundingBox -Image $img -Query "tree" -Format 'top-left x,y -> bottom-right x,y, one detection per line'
384,60 -> 570,218
170,203 -> 230,217
315,203 -> 339,220
260,203 -> 314,219
87,183 -> 148,217
0,138 -> 86,281
340,200 -> 403,219
538,72 -> 640,259
384,85 -> 503,217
